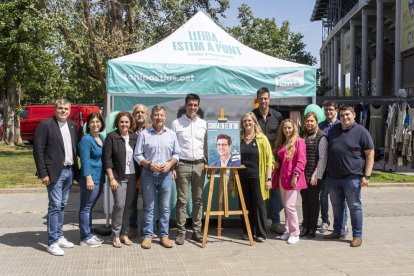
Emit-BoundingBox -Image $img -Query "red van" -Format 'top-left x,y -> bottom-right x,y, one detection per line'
20,104 -> 101,143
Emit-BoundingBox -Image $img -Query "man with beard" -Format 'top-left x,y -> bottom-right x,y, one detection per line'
252,87 -> 284,234
128,104 -> 148,238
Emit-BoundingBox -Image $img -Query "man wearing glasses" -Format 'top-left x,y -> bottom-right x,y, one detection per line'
319,101 -> 348,235
209,134 -> 241,167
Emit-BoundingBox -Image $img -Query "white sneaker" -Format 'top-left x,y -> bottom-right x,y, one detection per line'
92,235 -> 104,243
320,223 -> 329,233
58,236 -> 74,248
287,235 -> 299,244
80,237 -> 102,248
278,232 -> 290,241
47,243 -> 64,256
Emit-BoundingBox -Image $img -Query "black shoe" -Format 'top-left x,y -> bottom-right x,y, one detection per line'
306,229 -> 316,239
192,231 -> 203,243
300,227 -> 309,237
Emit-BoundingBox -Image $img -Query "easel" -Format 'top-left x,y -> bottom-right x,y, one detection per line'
202,108 -> 254,248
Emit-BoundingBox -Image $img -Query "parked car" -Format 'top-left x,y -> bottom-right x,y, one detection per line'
20,104 -> 101,143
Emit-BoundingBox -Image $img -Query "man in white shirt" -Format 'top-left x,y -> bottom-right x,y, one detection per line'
171,94 -> 207,245
33,99 -> 79,256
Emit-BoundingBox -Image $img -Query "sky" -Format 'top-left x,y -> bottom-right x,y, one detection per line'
221,0 -> 322,67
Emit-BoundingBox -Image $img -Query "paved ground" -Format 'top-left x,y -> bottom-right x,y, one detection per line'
0,185 -> 413,275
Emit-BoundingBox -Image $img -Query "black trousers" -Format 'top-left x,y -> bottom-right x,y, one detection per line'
300,180 -> 321,231
239,177 -> 267,238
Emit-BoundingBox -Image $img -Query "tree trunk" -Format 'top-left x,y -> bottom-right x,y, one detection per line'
4,80 -> 23,146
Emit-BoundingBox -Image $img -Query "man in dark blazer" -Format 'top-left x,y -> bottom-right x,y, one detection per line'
33,99 -> 79,256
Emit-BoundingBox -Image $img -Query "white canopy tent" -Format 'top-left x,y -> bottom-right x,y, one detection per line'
106,11 -> 316,125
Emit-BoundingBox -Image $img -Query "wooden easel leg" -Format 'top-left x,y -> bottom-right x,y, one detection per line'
218,170 -> 224,238
202,169 -> 216,248
234,170 -> 254,246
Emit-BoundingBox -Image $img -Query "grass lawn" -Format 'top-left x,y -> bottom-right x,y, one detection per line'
0,143 -> 41,188
370,171 -> 414,183
0,143 -> 413,188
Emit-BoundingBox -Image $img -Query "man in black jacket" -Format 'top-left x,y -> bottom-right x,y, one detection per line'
33,99 -> 79,256
252,87 -> 284,234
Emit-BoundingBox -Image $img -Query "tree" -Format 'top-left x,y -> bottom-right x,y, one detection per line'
0,1 -> 61,144
316,69 -> 331,96
227,4 -> 316,66
49,0 -> 230,110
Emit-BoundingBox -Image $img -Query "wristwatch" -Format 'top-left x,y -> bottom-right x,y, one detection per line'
363,175 -> 371,180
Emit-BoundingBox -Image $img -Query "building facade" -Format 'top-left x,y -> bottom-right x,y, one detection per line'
311,0 -> 414,97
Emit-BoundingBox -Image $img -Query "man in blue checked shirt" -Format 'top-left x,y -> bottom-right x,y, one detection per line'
134,105 -> 181,250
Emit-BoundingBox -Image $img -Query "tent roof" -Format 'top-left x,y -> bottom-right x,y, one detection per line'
113,11 -> 309,69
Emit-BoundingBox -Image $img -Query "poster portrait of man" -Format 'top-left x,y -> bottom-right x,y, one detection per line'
207,121 -> 240,167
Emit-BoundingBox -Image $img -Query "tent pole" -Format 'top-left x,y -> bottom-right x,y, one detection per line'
105,93 -> 112,228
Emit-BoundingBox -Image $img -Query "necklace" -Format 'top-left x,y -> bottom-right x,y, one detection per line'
244,133 -> 256,141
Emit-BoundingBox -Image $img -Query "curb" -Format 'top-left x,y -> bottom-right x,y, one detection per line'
0,186 -> 81,194
0,183 -> 413,194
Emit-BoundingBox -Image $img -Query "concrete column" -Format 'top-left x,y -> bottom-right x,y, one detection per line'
361,9 -> 369,96
395,0 -> 402,93
327,42 -> 331,95
375,0 -> 384,96
333,35 -> 339,96
324,48 -> 329,93
350,20 -> 357,96
340,29 -> 347,97
331,40 -> 335,96
320,49 -> 325,80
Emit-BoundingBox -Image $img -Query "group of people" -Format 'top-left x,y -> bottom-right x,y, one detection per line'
33,88 -> 374,256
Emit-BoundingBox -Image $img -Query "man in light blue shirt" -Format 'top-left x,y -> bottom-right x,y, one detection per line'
134,105 -> 180,249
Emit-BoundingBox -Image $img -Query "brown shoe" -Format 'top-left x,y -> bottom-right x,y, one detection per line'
141,237 -> 152,249
120,235 -> 133,246
323,232 -> 347,240
350,238 -> 362,247
160,236 -> 173,248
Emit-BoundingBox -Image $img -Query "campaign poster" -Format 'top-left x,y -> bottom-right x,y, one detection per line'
207,120 -> 241,167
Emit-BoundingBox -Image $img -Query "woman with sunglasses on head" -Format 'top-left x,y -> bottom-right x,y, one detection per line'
272,119 -> 307,244
237,112 -> 274,242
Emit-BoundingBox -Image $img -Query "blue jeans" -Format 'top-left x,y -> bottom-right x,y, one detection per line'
47,167 -> 73,245
141,170 -> 173,238
327,175 -> 363,238
268,188 -> 284,223
321,177 -> 349,231
79,179 -> 103,241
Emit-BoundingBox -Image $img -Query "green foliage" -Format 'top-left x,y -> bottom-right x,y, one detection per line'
316,69 -> 332,96
0,0 -> 64,104
227,4 -> 316,66
46,0 -> 230,104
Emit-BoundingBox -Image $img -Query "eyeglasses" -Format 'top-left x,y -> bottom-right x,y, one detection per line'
216,143 -> 229,147
324,108 -> 336,112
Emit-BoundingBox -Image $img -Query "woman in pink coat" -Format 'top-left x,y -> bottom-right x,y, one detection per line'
272,119 -> 307,244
